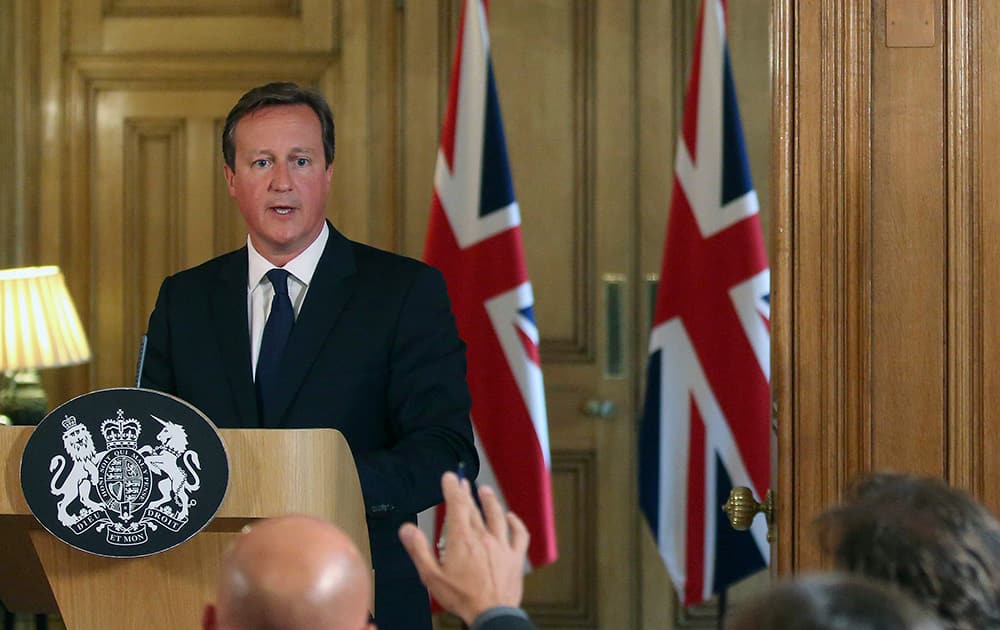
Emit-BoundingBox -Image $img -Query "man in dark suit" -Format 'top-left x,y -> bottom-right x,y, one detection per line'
142,82 -> 478,630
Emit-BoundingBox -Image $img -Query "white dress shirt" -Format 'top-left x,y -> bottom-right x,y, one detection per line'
247,223 -> 329,379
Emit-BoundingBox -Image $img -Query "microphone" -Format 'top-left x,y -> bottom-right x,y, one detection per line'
135,335 -> 148,388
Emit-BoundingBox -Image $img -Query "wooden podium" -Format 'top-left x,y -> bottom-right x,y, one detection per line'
0,426 -> 371,629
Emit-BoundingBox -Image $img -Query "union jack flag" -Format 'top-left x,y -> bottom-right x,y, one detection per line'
638,0 -> 770,606
424,0 -> 557,568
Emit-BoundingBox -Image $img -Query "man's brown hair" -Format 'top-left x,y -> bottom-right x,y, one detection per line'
222,82 -> 335,170
816,472 -> 1000,630
727,573 -> 943,630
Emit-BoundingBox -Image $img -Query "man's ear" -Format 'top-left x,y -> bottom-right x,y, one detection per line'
224,164 -> 237,198
202,603 -> 218,630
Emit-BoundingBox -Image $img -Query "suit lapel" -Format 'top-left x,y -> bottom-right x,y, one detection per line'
210,249 -> 260,427
269,225 -> 357,426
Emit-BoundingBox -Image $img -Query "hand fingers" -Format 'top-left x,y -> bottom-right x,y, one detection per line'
441,473 -> 473,531
443,473 -> 487,536
478,485 -> 509,541
506,511 -> 530,557
398,524 -> 461,610
398,523 -> 446,581
465,480 -> 488,533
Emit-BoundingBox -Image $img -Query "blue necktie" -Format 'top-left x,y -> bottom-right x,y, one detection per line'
256,268 -> 294,424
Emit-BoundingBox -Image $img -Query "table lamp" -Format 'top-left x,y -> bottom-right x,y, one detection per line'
0,266 -> 91,425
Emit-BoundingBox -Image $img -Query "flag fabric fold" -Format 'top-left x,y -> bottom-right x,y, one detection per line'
424,0 -> 557,569
638,0 -> 771,607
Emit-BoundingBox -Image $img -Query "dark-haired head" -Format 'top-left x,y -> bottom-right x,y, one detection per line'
816,472 -> 1000,630
727,573 -> 943,630
222,82 -> 335,170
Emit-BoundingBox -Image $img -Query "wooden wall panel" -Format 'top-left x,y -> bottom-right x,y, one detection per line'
68,0 -> 336,53
772,0 -> 804,575
104,0 -> 299,17
522,451 -> 598,626
975,0 -> 1000,510
944,0 -> 981,497
729,0 -> 773,248
636,1 -> 677,624
213,119 -> 248,254
93,90 -> 248,388
775,0 -> 876,573
404,1 -> 597,359
489,2 -> 594,355
364,1 -> 403,251
122,118 -> 186,382
775,0 -> 1000,575
1,0 -> 39,270
871,0 -> 946,476
0,0 -> 17,269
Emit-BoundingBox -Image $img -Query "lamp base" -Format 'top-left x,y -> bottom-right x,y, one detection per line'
0,370 -> 48,426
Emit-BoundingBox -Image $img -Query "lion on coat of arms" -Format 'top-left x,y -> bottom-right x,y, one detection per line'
49,416 -> 105,526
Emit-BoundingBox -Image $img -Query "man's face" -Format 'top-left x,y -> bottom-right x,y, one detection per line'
224,104 -> 332,266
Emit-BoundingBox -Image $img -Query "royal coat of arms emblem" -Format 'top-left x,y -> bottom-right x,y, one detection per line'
22,388 -> 228,557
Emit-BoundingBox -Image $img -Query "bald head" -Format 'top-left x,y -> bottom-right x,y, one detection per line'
205,515 -> 373,630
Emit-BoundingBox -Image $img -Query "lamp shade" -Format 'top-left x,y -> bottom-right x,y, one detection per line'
0,266 -> 91,371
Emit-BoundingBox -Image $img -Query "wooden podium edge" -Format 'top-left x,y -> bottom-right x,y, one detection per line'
1,426 -> 372,626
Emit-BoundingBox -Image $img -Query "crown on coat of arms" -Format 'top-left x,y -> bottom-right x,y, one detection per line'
101,409 -> 140,449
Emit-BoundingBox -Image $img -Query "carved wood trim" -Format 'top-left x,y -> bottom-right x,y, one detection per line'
212,118 -> 240,255
70,54 -> 334,86
770,0 -> 795,576
2,0 -> 40,269
122,118 -> 186,380
826,0 -> 873,511
0,0 -> 18,268
557,0 -> 597,364
103,0 -> 300,18
945,0 -> 982,495
438,0 -> 458,117
73,0 -> 334,55
773,0 -> 874,573
671,0 -> 697,138
528,450 -> 598,626
366,0 -> 403,251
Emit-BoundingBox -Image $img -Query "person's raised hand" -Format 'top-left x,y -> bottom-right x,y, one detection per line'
477,483 -> 529,608
398,472 -> 530,624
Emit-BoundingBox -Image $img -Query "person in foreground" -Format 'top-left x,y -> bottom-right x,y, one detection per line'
202,515 -> 374,630
141,82 -> 478,630
816,471 -> 1000,630
399,472 -> 537,630
726,573 -> 943,630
